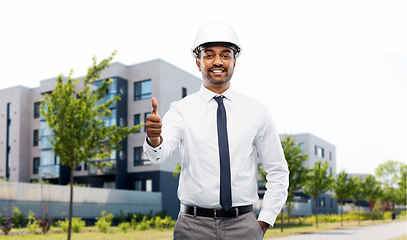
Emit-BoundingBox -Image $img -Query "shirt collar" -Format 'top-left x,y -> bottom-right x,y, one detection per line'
199,84 -> 236,102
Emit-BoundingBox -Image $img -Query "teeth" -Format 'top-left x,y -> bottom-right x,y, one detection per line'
212,70 -> 223,73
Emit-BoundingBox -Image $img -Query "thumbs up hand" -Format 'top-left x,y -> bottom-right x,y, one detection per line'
146,97 -> 162,147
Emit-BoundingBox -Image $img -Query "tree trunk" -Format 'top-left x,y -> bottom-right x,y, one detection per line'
392,203 -> 395,220
288,205 -> 291,225
280,206 -> 284,232
67,165 -> 74,240
340,201 -> 343,227
315,197 -> 318,229
357,201 -> 360,225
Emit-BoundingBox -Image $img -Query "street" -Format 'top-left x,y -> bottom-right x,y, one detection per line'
267,221 -> 407,240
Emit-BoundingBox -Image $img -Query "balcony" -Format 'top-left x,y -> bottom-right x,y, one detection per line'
40,136 -> 53,150
88,159 -> 116,175
39,164 -> 60,179
96,93 -> 116,108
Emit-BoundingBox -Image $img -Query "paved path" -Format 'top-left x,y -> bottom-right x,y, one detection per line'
266,221 -> 407,240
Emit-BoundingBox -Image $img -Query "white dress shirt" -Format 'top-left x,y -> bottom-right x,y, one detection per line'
143,84 -> 289,226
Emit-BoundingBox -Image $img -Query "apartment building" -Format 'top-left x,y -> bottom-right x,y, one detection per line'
0,59 -> 201,218
256,133 -> 338,215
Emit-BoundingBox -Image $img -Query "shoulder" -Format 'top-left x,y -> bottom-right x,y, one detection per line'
233,91 -> 269,112
169,91 -> 201,111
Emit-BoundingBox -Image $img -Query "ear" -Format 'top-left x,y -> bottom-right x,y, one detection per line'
233,58 -> 236,67
196,58 -> 201,72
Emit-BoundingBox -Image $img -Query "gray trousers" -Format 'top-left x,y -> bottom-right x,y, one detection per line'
173,211 -> 263,240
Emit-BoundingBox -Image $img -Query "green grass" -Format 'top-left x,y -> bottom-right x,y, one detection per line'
390,234 -> 407,240
1,219 -> 404,239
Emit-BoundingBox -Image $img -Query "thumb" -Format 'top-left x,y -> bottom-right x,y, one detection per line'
151,97 -> 159,116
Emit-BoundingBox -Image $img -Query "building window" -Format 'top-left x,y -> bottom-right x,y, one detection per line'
134,80 -> 152,100
103,181 -> 115,189
258,163 -> 263,170
33,158 -> 40,174
135,180 -> 142,191
144,112 -> 151,132
146,179 -> 152,192
330,198 -> 333,208
134,147 -> 150,166
258,180 -> 266,191
321,197 -> 325,208
330,167 -> 332,175
330,152 -> 332,161
298,143 -> 304,153
182,87 -> 187,98
34,102 -> 40,118
134,114 -> 141,133
317,146 -> 324,158
314,145 -> 317,155
75,162 -> 82,171
33,130 -> 39,146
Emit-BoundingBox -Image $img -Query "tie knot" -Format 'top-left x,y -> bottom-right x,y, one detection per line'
214,96 -> 224,106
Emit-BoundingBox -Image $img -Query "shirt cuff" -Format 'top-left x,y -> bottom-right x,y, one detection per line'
143,137 -> 164,164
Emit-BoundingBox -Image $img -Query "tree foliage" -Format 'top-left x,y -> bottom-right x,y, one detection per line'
375,160 -> 406,214
40,51 -> 142,240
332,170 -> 351,226
303,160 -> 334,228
348,176 -> 364,225
257,134 -> 308,231
398,164 -> 407,206
362,174 -> 382,222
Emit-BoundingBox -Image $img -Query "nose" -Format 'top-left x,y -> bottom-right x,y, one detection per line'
213,55 -> 223,66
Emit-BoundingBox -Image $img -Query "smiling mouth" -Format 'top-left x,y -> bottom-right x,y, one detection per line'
210,69 -> 226,74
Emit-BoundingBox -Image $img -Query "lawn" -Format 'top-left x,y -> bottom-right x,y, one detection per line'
0,219 -> 403,239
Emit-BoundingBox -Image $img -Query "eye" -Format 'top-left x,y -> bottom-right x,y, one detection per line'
204,54 -> 213,58
222,54 -> 231,59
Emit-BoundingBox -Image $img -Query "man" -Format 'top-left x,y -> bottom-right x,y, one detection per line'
144,21 -> 289,239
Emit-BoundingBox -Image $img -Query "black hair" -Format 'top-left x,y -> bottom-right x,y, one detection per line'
194,42 -> 239,59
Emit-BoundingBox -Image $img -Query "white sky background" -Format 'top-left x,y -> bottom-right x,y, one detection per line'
0,0 -> 406,175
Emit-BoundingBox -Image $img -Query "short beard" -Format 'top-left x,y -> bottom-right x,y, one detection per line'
202,67 -> 233,85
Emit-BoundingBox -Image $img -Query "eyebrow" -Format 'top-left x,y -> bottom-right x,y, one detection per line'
203,49 -> 232,53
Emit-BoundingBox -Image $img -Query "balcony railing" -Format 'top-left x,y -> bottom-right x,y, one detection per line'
88,159 -> 116,175
40,136 -> 53,150
96,93 -> 116,108
39,164 -> 59,178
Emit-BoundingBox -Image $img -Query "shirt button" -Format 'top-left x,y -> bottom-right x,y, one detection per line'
153,150 -> 157,152
156,158 -> 160,161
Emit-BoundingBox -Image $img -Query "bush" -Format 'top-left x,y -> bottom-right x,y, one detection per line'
136,217 -> 152,231
58,218 -> 85,233
155,216 -> 176,229
95,211 -> 114,233
118,222 -> 131,233
71,218 -> 85,233
27,211 -> 39,233
12,206 -> 27,228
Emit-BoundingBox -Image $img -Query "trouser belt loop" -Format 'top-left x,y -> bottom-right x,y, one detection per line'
193,206 -> 197,217
235,207 -> 239,217
214,209 -> 217,219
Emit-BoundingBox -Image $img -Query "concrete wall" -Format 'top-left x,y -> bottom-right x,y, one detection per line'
0,181 -> 161,219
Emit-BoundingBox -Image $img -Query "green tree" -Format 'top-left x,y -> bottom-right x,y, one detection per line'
398,165 -> 407,206
173,162 -> 181,177
258,135 -> 308,232
303,160 -> 334,228
375,160 -> 406,215
40,52 -> 142,240
332,170 -> 351,226
362,174 -> 382,222
349,176 -> 364,225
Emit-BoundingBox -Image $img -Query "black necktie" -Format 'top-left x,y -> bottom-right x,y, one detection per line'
214,96 -> 232,212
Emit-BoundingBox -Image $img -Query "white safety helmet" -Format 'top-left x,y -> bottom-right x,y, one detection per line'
191,21 -> 242,58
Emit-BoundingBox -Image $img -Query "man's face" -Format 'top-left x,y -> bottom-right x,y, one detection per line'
196,46 -> 236,87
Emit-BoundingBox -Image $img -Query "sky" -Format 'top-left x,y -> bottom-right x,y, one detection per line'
0,0 -> 406,175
